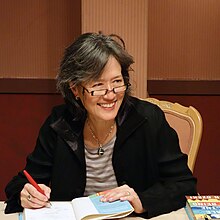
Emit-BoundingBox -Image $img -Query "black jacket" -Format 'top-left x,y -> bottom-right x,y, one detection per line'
5,96 -> 197,218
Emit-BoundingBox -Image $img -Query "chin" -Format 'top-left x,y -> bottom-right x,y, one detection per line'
99,111 -> 118,121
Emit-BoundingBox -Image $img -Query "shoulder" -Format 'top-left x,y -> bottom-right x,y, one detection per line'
125,96 -> 167,131
42,104 -> 69,123
129,96 -> 164,119
50,104 -> 70,119
38,104 -> 72,132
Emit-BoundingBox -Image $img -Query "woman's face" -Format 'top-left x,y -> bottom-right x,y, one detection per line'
72,56 -> 125,122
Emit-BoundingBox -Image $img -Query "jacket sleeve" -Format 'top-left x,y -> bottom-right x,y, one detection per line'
138,105 -> 197,218
4,115 -> 56,214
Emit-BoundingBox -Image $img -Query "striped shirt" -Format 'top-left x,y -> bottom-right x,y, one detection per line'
84,135 -> 118,196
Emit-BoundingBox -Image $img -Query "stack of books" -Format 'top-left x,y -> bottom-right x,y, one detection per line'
185,195 -> 220,220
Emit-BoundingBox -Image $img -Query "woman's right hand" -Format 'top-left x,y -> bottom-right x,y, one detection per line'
20,183 -> 51,209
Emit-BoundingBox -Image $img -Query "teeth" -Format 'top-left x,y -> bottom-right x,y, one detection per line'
100,102 -> 115,108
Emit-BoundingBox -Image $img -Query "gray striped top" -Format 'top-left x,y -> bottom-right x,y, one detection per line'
84,135 -> 118,196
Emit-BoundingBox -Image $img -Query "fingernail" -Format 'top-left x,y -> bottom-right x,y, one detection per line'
101,197 -> 106,202
45,202 -> 52,208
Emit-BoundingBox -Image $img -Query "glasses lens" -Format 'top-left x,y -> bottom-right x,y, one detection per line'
114,85 -> 127,94
92,90 -> 107,96
90,84 -> 130,96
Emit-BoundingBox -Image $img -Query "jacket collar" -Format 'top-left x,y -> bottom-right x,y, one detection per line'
115,100 -> 147,149
50,97 -> 147,160
50,111 -> 86,163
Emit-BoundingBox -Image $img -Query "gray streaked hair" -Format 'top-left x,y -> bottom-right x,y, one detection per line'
56,32 -> 134,117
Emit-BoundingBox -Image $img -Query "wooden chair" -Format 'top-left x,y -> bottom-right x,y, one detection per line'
144,97 -> 203,172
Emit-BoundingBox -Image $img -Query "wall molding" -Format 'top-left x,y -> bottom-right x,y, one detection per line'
0,78 -> 220,95
0,78 -> 58,94
148,80 -> 220,95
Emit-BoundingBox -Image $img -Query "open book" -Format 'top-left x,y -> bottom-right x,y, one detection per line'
23,194 -> 134,220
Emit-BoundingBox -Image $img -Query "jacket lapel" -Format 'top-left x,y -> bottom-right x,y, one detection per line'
50,116 -> 85,163
115,103 -> 147,150
49,97 -> 147,162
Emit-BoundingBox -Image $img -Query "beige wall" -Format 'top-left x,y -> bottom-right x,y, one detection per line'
148,0 -> 220,80
82,0 -> 148,98
1,0 -> 219,95
0,0 -> 81,79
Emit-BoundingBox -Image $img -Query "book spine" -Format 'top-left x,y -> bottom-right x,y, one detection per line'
185,205 -> 197,220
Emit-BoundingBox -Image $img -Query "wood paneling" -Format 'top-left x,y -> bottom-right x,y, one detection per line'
153,95 -> 220,195
0,79 -> 57,94
0,0 -> 81,79
148,0 -> 220,80
1,79 -> 220,95
148,80 -> 220,95
82,0 -> 148,98
0,94 -> 64,200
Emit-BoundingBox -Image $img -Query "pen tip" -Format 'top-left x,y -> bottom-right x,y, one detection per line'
46,201 -> 52,208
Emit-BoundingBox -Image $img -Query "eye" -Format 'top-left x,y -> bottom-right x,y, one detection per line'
115,79 -> 123,83
113,78 -> 124,85
91,82 -> 103,88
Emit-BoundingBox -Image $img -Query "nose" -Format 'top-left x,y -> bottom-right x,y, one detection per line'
103,85 -> 115,99
106,83 -> 113,91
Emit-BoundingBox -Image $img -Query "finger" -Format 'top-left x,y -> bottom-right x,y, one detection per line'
27,195 -> 49,207
101,190 -> 130,202
125,191 -> 131,196
26,184 -> 49,202
26,192 -> 50,208
21,192 -> 44,209
27,194 -> 32,201
99,184 -> 132,202
120,188 -> 139,200
38,184 -> 51,199
20,183 -> 49,208
113,184 -> 131,196
114,191 -> 132,201
20,183 -> 33,208
103,186 -> 137,203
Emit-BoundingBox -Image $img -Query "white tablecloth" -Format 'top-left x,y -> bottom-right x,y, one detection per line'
0,201 -> 189,220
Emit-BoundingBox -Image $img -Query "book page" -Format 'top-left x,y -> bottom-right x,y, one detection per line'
72,195 -> 133,220
24,202 -> 76,220
72,197 -> 98,220
24,196 -> 133,220
89,195 -> 133,214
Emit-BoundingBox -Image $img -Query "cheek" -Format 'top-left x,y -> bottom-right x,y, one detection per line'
117,93 -> 125,102
81,95 -> 98,111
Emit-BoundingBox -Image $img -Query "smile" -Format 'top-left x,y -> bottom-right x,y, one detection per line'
98,101 -> 116,108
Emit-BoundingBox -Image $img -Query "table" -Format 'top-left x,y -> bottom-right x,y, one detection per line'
0,201 -> 189,219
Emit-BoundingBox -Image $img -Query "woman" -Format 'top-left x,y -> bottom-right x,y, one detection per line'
5,32 -> 197,218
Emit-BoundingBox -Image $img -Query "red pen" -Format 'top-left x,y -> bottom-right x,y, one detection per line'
23,169 -> 51,206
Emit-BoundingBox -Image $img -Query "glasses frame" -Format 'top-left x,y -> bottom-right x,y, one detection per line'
80,83 -> 131,97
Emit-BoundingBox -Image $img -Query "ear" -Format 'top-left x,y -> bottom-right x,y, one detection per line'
69,82 -> 79,97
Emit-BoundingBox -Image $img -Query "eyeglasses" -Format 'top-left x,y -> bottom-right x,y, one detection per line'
80,83 -> 130,96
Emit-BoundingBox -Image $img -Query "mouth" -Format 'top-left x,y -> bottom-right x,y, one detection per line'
98,100 -> 116,108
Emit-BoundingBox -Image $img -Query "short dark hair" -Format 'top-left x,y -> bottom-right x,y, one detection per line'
56,32 -> 134,117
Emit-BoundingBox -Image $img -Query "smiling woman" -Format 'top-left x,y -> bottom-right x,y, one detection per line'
5,33 -> 197,219
71,57 -> 126,123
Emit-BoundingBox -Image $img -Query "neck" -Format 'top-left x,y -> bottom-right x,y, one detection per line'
86,118 -> 115,147
87,117 -> 115,133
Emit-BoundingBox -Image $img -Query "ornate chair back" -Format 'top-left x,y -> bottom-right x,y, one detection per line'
145,97 -> 203,172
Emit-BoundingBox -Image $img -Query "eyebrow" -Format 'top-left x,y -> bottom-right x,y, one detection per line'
85,74 -> 123,88
98,75 -> 123,82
